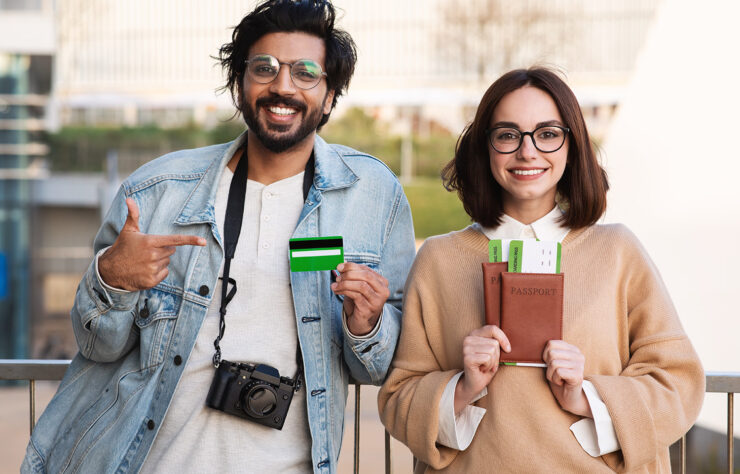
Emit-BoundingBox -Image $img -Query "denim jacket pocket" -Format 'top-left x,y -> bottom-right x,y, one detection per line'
134,286 -> 181,371
343,251 -> 380,269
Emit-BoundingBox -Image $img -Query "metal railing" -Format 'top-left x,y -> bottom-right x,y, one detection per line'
698,372 -> 738,474
0,359 -> 392,474
1,360 -> 737,474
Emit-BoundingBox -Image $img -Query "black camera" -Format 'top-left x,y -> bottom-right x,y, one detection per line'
206,360 -> 298,430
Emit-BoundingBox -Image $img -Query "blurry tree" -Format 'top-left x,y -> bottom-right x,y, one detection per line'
436,0 -> 573,85
320,107 -> 456,179
320,107 -> 402,173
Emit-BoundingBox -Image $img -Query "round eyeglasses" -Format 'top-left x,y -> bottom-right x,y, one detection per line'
245,54 -> 327,90
487,125 -> 570,154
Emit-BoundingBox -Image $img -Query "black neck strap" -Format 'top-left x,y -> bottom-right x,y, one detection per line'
212,140 -> 315,390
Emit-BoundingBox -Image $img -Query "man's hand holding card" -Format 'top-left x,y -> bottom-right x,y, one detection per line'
288,236 -> 389,337
331,262 -> 390,336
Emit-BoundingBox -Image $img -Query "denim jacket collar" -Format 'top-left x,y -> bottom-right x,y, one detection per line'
173,134 -> 243,227
174,131 -> 358,228
312,134 -> 359,191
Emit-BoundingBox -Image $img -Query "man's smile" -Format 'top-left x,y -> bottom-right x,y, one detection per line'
266,105 -> 298,116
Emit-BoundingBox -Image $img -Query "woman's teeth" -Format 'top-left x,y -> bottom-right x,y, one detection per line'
511,169 -> 545,176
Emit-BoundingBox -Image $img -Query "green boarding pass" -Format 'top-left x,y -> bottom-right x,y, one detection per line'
507,240 -> 524,272
489,238 -> 516,263
507,239 -> 561,274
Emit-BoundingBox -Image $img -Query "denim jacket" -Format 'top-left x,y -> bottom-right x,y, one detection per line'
23,133 -> 416,474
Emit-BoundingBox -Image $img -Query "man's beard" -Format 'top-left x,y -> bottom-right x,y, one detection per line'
242,94 -> 325,153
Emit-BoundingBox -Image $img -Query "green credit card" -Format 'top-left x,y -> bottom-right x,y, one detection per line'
289,236 -> 344,272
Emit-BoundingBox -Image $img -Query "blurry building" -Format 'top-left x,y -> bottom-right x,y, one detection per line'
11,0 -> 663,357
0,0 -> 53,359
50,0 -> 661,138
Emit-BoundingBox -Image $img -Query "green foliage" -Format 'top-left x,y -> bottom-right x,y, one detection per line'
320,107 -> 457,178
48,107 -> 458,180
403,178 -> 471,239
320,108 -> 402,173
322,108 -> 467,238
48,121 -> 245,173
413,134 -> 457,178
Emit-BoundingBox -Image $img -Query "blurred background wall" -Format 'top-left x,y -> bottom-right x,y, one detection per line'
1,0 -> 663,361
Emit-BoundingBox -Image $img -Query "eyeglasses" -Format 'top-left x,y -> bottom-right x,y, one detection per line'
245,54 -> 327,90
486,125 -> 570,154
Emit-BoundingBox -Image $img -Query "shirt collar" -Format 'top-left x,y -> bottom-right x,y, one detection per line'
478,206 -> 569,243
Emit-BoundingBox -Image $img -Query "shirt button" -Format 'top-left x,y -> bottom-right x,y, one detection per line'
262,242 -> 270,249
139,307 -> 149,319
199,285 -> 209,296
174,355 -> 183,366
263,215 -> 271,221
264,191 -> 273,199
147,419 -> 155,430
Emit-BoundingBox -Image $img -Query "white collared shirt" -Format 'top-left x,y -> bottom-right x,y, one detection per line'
436,206 -> 619,457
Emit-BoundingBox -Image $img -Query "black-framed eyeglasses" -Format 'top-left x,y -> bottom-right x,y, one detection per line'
486,125 -> 570,154
244,54 -> 327,90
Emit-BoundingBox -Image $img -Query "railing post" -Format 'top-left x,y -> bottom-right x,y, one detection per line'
728,392 -> 734,474
354,384 -> 360,474
385,430 -> 392,474
29,379 -> 35,435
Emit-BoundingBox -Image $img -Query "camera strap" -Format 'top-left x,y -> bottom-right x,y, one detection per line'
212,139 -> 314,394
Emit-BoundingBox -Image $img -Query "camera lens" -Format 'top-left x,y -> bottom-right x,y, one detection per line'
242,383 -> 278,418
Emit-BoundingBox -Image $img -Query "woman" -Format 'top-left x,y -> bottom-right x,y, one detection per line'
378,68 -> 704,473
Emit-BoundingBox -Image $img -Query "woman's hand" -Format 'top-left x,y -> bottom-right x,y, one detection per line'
543,340 -> 592,418
454,325 -> 511,414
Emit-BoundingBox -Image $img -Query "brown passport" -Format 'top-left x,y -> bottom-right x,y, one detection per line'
481,262 -> 508,327
499,272 -> 564,364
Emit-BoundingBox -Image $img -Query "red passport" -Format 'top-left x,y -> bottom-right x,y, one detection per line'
499,272 -> 564,364
481,262 -> 508,327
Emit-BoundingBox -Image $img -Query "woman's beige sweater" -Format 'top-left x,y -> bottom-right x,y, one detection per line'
378,225 -> 704,473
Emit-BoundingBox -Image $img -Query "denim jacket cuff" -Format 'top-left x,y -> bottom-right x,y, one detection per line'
342,307 -> 382,340
85,255 -> 139,313
343,303 -> 400,383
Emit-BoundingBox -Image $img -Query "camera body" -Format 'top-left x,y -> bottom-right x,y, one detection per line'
206,360 -> 296,430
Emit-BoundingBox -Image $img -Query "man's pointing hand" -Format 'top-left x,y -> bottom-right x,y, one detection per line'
98,198 -> 207,291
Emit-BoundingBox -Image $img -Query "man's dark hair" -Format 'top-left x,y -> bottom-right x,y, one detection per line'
442,67 -> 609,229
218,0 -> 357,128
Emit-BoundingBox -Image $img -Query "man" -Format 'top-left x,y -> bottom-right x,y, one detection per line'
22,1 -> 415,473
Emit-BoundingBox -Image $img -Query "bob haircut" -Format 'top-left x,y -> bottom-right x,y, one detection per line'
217,0 -> 357,129
442,67 -> 609,229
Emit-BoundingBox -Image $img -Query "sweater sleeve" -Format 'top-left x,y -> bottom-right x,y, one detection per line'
586,229 -> 704,472
377,242 -> 463,470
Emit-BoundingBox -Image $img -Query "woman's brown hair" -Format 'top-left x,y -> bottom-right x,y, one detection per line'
442,67 -> 609,229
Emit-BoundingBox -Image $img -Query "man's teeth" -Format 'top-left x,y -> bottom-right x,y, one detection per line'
511,169 -> 545,176
268,106 -> 297,116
